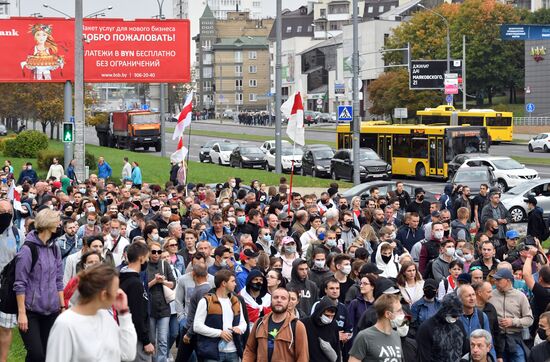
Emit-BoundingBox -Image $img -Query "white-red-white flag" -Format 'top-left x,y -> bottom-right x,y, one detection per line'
172,91 -> 194,140
281,90 -> 305,146
170,137 -> 188,164
7,180 -> 22,211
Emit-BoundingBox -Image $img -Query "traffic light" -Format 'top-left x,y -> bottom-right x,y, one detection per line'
62,123 -> 74,143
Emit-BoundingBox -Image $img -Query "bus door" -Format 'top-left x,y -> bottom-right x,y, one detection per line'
377,135 -> 392,167
339,133 -> 353,149
428,136 -> 445,177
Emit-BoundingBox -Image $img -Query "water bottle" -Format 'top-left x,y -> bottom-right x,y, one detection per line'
218,339 -> 227,351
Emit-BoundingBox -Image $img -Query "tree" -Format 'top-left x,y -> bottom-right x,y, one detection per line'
384,0 -> 524,105
368,69 -> 442,117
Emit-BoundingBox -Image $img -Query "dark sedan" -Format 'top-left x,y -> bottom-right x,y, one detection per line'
301,144 -> 334,177
199,140 -> 217,163
330,148 -> 391,182
229,146 -> 267,169
341,181 -> 439,207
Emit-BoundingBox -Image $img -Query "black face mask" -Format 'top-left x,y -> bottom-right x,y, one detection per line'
381,255 -> 392,264
65,210 -> 73,217
538,328 -> 548,341
0,212 -> 12,234
491,227 -> 499,234
340,204 -> 348,211
151,205 -> 160,212
417,195 -> 425,202
106,198 -> 113,205
345,221 -> 354,228
424,288 -> 437,300
250,282 -> 263,291
281,221 -> 291,229
171,209 -> 179,215
443,230 -> 450,237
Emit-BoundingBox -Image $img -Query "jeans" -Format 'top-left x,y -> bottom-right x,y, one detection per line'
504,339 -> 525,362
20,311 -> 58,362
167,314 -> 179,353
204,352 -> 239,362
150,316 -> 170,362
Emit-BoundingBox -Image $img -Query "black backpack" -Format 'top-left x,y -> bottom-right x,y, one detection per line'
422,259 -> 435,280
0,228 -> 39,314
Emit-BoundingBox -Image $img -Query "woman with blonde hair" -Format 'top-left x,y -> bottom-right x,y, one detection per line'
396,261 -> 425,305
351,196 -> 362,218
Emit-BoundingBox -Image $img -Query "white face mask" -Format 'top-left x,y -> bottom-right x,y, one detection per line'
445,315 -> 458,324
445,247 -> 456,257
464,253 -> 474,261
396,323 -> 409,337
341,265 -> 352,275
162,211 -> 171,218
390,232 -> 397,240
320,314 -> 333,325
152,234 -> 160,241
314,260 -> 326,269
87,206 -> 96,213
433,230 -> 444,240
390,313 -> 408,336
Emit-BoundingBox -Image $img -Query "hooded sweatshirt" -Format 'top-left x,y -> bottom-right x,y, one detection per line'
528,206 -> 549,241
375,241 -> 400,279
239,269 -> 271,328
119,266 -> 151,346
287,258 -> 319,314
300,296 -> 341,362
14,230 -> 63,315
416,293 -> 469,362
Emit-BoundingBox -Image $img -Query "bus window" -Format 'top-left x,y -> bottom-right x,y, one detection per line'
458,116 -> 484,126
486,117 -> 512,126
360,134 -> 377,149
420,115 -> 449,125
393,135 -> 410,157
445,133 -> 488,161
411,138 -> 428,158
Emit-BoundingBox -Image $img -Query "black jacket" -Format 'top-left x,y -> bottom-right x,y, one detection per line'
528,206 -> 549,241
286,259 -> 319,314
300,297 -> 341,362
119,269 -> 150,345
146,260 -> 176,319
241,222 -> 260,242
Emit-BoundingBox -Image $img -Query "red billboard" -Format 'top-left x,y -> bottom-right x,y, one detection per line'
0,17 -> 190,83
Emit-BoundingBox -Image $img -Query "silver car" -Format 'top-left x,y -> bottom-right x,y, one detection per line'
500,179 -> 550,222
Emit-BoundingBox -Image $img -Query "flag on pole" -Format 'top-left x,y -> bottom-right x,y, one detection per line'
281,90 -> 305,146
172,91 -> 194,140
170,137 -> 188,164
7,180 -> 22,211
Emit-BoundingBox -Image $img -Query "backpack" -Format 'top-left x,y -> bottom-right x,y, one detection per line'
422,259 -> 435,280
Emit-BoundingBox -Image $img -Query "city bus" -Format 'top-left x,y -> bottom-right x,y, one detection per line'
416,105 -> 513,143
336,122 -> 490,180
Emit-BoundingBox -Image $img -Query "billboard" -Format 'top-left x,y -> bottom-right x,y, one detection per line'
500,24 -> 550,41
409,60 -> 462,90
0,17 -> 190,83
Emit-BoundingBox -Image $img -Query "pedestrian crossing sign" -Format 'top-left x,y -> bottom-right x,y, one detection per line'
338,105 -> 353,122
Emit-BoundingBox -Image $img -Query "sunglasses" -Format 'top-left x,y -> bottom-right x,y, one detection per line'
168,243 -> 178,247
150,250 -> 162,255
469,266 -> 482,271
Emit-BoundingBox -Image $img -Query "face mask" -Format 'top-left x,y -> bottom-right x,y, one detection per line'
0,213 -> 12,234
320,315 -> 333,325
151,234 -> 160,241
162,211 -> 171,218
491,227 -> 499,234
445,247 -> 456,257
281,221 -> 291,229
87,219 -> 95,226
381,254 -> 392,264
250,282 -> 263,291
220,259 -> 228,268
237,216 -> 246,225
65,210 -> 73,217
263,234 -> 272,243
417,195 -> 424,202
285,245 -> 296,254
326,239 -> 337,248
151,205 -> 160,212
538,328 -> 548,341
314,260 -> 326,269
390,313 -> 406,329
318,232 -> 325,241
345,220 -> 354,228
198,194 -> 206,201
443,229 -> 450,237
28,193 -> 36,199
390,232 -> 397,240
111,229 -> 120,238
424,288 -> 437,300
341,265 -> 352,275
445,315 -> 458,324
48,204 -> 55,210
79,188 -> 87,194
106,198 -> 113,205
433,230 -> 444,240
340,204 -> 348,211
464,254 -> 474,261
221,202 -> 229,208
396,324 -> 409,337
87,206 -> 96,213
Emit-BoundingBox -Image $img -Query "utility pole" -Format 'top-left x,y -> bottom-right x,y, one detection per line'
275,0 -> 282,173
74,0 -> 85,180
157,0 -> 167,157
352,0 -> 360,186
462,35 -> 467,109
63,81 -> 73,172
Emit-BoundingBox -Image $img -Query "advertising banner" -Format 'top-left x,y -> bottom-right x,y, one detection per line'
0,17 -> 190,83
409,60 -> 462,90
500,24 -> 550,41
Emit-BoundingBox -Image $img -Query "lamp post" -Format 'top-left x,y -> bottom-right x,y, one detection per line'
42,3 -> 72,18
417,4 -> 450,75
43,4 -> 113,18
155,0 -> 167,157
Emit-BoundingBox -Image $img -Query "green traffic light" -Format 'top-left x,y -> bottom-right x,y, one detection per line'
63,123 -> 73,143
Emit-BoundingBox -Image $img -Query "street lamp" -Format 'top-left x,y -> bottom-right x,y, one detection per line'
417,3 -> 450,75
86,6 -> 112,18
42,3 -> 72,18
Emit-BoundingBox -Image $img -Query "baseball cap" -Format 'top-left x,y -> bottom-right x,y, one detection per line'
278,212 -> 290,221
524,196 -> 537,205
506,230 -> 519,239
457,273 -> 471,284
414,187 -> 425,196
239,249 -> 259,262
493,269 -> 514,282
282,236 -> 295,245
374,277 -> 400,299
423,279 -> 438,290
431,210 -> 441,217
359,262 -> 383,275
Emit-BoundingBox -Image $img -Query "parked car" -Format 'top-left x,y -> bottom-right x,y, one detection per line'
447,153 -> 488,179
199,140 -> 217,163
259,139 -> 291,154
501,178 -> 550,222
341,181 -> 439,207
229,146 -> 266,169
300,144 -> 335,177
209,141 -> 239,166
528,132 -> 550,153
222,109 -> 234,119
304,111 -> 317,125
319,113 -> 332,123
459,156 -> 539,191
330,148 -> 391,182
450,166 -> 498,194
330,112 -> 337,122
265,146 -> 303,172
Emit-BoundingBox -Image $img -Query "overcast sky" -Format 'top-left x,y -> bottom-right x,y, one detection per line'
21,0 -> 299,19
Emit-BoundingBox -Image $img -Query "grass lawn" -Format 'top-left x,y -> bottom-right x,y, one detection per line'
8,328 -> 25,361
3,140 -> 350,188
511,156 -> 550,166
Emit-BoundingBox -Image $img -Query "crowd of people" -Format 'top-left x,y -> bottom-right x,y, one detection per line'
0,155 -> 549,362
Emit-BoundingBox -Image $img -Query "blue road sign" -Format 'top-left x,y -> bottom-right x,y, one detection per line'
141,104 -> 149,110
338,105 -> 353,122
70,116 -> 75,123
526,103 -> 535,113
446,94 -> 453,103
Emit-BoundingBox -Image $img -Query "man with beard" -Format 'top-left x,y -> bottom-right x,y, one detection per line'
243,288 -> 308,361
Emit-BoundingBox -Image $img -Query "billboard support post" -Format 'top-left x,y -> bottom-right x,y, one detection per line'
74,0 -> 85,181
63,80 -> 73,172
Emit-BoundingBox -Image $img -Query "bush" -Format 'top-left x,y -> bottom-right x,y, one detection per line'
37,150 -> 97,171
4,131 -> 48,158
0,135 -> 16,153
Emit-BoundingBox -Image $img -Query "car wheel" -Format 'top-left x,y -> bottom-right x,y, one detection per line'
528,144 -> 534,152
509,206 -> 526,222
239,161 -> 244,168
199,155 -> 204,163
218,158 -> 222,166
415,163 -> 426,180
265,163 -> 270,172
331,170 -> 339,180
497,179 -> 508,192
545,145 -> 549,153
300,167 -> 304,176
312,169 -> 317,178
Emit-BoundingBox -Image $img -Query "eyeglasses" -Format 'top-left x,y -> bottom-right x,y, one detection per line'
150,250 -> 162,255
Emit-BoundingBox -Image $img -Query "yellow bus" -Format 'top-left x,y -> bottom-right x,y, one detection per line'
336,123 -> 490,179
416,105 -> 513,143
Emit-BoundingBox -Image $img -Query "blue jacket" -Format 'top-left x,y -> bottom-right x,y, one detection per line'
411,297 -> 441,330
14,231 -> 63,315
131,166 -> 142,185
347,294 -> 374,332
460,308 -> 496,359
200,226 -> 232,248
396,225 -> 425,252
17,169 -> 38,185
97,161 -> 112,179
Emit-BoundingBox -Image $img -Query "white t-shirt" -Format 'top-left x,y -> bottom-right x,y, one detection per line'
46,309 -> 137,362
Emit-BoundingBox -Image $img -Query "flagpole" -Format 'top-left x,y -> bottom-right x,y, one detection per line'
184,120 -> 192,195
287,140 -> 296,208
